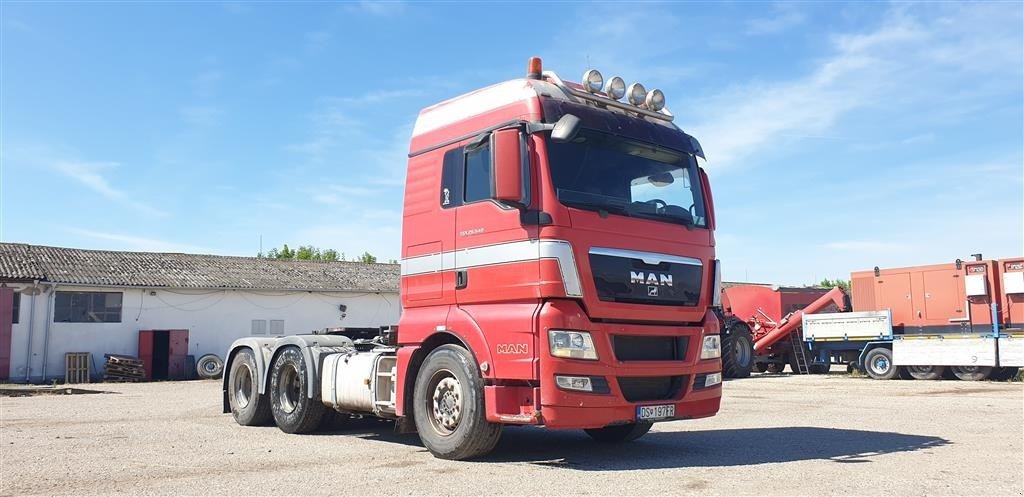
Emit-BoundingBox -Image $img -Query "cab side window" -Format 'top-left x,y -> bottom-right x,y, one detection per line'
463,143 -> 492,203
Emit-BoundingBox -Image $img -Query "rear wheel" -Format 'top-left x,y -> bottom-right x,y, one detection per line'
766,362 -> 786,373
585,422 -> 653,443
722,320 -> 754,378
754,362 -> 769,373
905,365 -> 945,380
989,367 -> 1020,381
227,348 -> 272,426
413,345 -> 502,460
950,365 -> 993,381
808,362 -> 830,374
269,347 -> 325,433
864,348 -> 898,380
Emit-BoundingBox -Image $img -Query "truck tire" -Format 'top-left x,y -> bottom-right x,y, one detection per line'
989,367 -> 1020,381
950,365 -> 993,381
721,320 -> 754,378
754,362 -> 768,373
227,348 -> 272,426
413,344 -> 502,460
585,422 -> 653,443
766,362 -> 785,373
197,354 -> 224,379
269,347 -> 325,434
905,365 -> 945,380
808,362 -> 830,374
864,348 -> 897,380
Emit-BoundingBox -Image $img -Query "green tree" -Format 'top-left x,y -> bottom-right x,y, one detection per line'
260,244 -> 350,262
818,278 -> 850,291
322,249 -> 340,262
357,251 -> 377,264
295,245 -> 320,261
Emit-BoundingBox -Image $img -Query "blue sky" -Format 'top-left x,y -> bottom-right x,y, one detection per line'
1,1 -> 1021,285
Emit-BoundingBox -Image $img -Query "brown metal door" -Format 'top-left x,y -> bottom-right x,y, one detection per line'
167,330 -> 189,380
138,330 -> 154,379
0,288 -> 12,381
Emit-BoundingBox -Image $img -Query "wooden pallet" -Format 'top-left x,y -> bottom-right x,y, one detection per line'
104,354 -> 145,382
65,352 -> 91,384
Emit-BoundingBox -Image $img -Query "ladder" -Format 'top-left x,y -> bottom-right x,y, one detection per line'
789,330 -> 809,374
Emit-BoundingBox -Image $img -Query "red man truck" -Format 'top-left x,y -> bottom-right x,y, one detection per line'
222,57 -> 723,460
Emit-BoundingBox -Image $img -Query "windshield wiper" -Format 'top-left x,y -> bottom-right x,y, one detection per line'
624,208 -> 695,230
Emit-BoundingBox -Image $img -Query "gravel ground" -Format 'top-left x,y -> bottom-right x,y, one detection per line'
1,373 -> 1021,496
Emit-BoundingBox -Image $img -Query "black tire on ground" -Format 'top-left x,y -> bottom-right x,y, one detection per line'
808,362 -> 830,374
227,348 -> 272,426
413,344 -> 503,460
766,362 -> 786,373
721,320 -> 754,379
989,367 -> 1020,381
585,422 -> 653,443
269,347 -> 326,434
864,347 -> 898,380
197,354 -> 224,379
754,362 -> 769,373
904,365 -> 945,380
950,365 -> 993,381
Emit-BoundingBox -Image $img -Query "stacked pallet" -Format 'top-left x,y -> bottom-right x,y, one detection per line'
104,354 -> 145,382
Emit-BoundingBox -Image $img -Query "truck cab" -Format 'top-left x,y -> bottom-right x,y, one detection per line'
398,59 -> 722,438
223,58 -> 722,460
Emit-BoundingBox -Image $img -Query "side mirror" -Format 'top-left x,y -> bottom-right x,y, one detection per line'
492,128 -> 524,205
699,168 -> 715,230
550,114 -> 581,143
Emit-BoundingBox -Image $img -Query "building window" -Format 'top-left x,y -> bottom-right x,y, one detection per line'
251,319 -> 267,335
11,292 -> 20,324
54,291 -> 123,323
269,320 -> 285,335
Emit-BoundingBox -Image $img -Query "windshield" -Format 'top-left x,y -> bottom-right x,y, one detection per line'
546,129 -> 708,228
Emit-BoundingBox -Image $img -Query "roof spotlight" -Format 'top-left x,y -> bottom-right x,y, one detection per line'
627,82 -> 647,106
645,89 -> 665,111
582,69 -> 603,93
604,76 -> 625,100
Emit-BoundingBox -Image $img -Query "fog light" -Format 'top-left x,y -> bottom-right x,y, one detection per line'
704,372 -> 722,387
582,69 -> 603,93
555,375 -> 593,392
627,82 -> 647,106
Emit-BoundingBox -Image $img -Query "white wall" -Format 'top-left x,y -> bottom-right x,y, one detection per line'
7,284 -> 399,382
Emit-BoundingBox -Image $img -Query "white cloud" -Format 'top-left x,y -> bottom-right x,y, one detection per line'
66,228 -> 215,254
686,4 -> 1023,170
746,4 -> 807,35
55,161 -> 168,217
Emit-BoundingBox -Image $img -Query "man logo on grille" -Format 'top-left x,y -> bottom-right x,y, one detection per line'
648,286 -> 659,297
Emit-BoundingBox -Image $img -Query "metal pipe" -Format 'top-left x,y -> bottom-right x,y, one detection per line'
24,280 -> 38,382
40,284 -> 56,381
753,287 -> 847,353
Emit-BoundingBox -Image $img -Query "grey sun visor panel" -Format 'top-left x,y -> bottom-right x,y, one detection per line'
539,99 -> 705,159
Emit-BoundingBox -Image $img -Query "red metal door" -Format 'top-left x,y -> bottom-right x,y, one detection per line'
922,269 -> 965,321
138,330 -> 154,379
878,272 -> 914,327
0,288 -> 12,381
167,330 -> 189,379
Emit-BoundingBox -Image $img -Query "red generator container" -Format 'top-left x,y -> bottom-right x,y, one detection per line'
850,259 -> 1001,335
998,258 -> 1024,332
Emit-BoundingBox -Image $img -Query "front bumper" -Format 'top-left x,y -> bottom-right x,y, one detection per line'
537,300 -> 722,429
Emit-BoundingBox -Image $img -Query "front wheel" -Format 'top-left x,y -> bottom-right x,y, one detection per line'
413,345 -> 502,460
722,320 -> 754,378
864,348 -> 898,380
950,365 -> 993,381
585,422 -> 653,443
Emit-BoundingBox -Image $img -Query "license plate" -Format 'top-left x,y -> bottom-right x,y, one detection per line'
636,404 -> 675,421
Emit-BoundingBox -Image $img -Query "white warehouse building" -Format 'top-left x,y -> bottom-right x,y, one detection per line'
0,243 -> 400,383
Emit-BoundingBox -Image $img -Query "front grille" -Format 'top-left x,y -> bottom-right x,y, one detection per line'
612,335 -> 689,361
617,375 -> 687,402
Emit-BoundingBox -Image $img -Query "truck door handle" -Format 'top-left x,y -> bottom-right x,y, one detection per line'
455,270 -> 468,290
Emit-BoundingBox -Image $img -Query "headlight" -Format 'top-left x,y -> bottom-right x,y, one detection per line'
700,335 -> 721,359
549,330 -> 599,360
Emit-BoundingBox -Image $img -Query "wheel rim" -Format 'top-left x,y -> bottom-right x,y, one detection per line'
734,337 -> 752,366
957,366 -> 979,374
908,366 -> 933,375
278,364 -> 301,414
427,369 -> 463,436
872,356 -> 889,374
203,361 -> 219,374
233,363 -> 253,409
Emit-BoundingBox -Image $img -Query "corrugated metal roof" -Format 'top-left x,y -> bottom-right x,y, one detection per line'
0,243 -> 399,292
